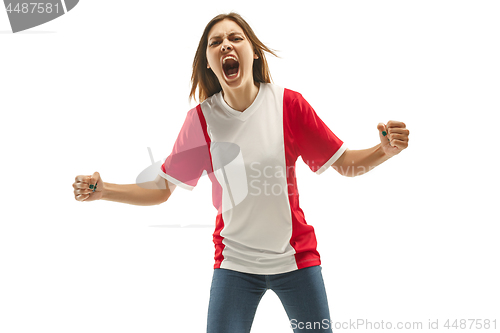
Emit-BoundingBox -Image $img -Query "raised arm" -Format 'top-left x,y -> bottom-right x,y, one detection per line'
331,121 -> 409,177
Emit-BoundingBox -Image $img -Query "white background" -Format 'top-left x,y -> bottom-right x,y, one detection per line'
1,1 -> 499,332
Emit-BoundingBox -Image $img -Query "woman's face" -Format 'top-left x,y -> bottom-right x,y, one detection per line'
206,19 -> 258,89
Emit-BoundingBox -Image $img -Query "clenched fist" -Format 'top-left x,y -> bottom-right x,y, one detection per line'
73,171 -> 104,202
377,121 -> 410,157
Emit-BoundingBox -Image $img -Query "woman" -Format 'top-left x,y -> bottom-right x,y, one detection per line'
73,12 -> 409,333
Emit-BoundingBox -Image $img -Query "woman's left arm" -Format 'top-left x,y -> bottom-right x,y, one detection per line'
331,120 -> 410,177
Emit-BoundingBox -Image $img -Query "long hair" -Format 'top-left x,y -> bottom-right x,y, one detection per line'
189,12 -> 279,103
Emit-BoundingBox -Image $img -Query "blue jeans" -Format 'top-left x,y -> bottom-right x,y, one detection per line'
207,265 -> 333,333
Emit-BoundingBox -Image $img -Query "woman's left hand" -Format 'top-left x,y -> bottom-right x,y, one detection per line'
377,121 -> 410,157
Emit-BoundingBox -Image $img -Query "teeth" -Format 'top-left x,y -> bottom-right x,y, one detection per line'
223,56 -> 237,64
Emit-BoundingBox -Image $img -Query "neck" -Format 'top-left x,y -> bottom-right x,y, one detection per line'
222,81 -> 260,112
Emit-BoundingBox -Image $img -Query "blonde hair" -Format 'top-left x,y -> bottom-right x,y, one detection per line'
189,12 -> 279,103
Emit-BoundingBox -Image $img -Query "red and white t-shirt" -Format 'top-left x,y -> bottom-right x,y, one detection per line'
159,83 -> 346,274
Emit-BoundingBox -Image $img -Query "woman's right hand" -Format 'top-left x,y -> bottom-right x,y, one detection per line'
73,171 -> 104,202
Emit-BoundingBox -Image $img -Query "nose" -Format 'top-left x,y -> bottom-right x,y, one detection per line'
221,42 -> 232,52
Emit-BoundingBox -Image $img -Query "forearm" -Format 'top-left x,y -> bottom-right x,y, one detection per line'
333,144 -> 391,177
101,181 -> 169,206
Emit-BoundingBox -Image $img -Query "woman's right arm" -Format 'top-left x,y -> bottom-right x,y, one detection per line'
102,176 -> 176,206
73,172 -> 176,206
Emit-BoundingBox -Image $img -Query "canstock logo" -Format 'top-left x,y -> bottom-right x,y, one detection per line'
3,0 -> 79,33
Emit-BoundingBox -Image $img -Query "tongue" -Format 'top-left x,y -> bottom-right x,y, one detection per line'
226,67 -> 238,76
224,59 -> 239,77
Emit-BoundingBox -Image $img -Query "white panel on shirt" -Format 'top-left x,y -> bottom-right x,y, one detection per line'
201,83 -> 298,274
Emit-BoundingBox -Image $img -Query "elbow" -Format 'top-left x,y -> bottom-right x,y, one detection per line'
160,184 -> 176,204
340,166 -> 374,178
342,172 -> 356,178
161,192 -> 172,204
331,164 -> 356,177
332,164 -> 365,177
340,170 -> 358,177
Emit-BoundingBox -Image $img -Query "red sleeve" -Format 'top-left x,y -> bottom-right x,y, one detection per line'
159,105 -> 211,190
284,89 -> 347,174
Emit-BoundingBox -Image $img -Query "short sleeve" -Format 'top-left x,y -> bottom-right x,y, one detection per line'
158,105 -> 211,190
284,89 -> 347,175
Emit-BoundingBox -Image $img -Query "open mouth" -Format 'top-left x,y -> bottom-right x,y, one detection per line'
222,57 -> 239,78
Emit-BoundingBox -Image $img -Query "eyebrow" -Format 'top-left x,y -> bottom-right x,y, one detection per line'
208,31 -> 243,40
